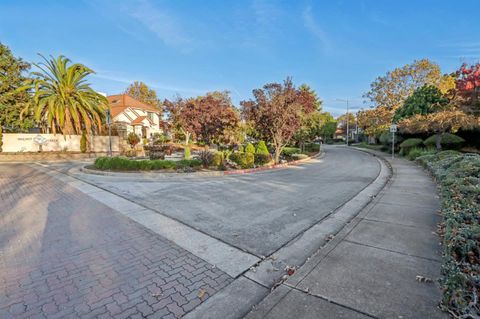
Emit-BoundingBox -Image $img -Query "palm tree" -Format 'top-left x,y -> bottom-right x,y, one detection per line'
29,55 -> 107,135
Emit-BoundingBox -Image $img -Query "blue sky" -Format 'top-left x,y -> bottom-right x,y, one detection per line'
1,0 -> 479,116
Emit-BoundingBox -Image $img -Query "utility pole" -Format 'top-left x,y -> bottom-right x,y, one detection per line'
336,99 -> 350,146
106,109 -> 112,157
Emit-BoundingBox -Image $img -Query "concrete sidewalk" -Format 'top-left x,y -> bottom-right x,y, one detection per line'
246,151 -> 448,318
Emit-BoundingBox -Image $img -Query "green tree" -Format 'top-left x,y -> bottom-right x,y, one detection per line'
364,59 -> 442,111
27,55 -> 107,135
318,112 -> 337,140
396,85 -> 478,150
125,81 -> 162,110
394,85 -> 448,122
0,43 -> 34,131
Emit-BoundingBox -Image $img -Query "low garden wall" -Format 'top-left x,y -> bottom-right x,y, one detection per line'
2,133 -> 120,153
0,151 -> 119,162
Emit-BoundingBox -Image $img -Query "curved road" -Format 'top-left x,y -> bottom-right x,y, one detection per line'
77,146 -> 381,257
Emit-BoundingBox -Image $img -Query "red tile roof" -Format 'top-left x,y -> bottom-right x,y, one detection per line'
107,94 -> 160,113
131,116 -> 147,125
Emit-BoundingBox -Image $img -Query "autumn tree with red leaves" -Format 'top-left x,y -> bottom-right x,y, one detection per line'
241,77 -> 317,163
456,63 -> 480,115
164,91 -> 239,147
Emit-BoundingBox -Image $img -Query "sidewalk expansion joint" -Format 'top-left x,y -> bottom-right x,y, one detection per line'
343,239 -> 442,263
282,283 -> 380,319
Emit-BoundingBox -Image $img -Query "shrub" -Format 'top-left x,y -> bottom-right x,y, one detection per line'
424,133 -> 465,150
198,150 -> 214,168
0,126 -> 3,152
415,152 -> 480,316
94,156 -> 200,171
282,147 -> 301,158
212,152 -> 224,167
230,152 -> 254,169
237,145 -> 244,152
399,138 -> 423,155
291,153 -> 309,160
245,142 -> 255,154
80,131 -> 87,153
256,141 -> 269,155
406,147 -> 436,161
304,143 -> 320,153
127,132 -> 140,149
184,146 -> 191,159
379,131 -> 404,146
255,153 -> 271,165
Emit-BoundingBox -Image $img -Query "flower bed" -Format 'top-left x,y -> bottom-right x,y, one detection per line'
416,151 -> 480,317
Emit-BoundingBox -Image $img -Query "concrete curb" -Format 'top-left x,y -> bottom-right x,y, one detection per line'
185,147 -> 393,319
243,147 -> 393,288
79,151 -> 324,178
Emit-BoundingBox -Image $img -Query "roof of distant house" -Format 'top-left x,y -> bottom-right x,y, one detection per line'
107,94 -> 160,113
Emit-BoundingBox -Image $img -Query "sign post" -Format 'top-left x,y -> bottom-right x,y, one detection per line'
106,109 -> 112,157
390,124 -> 397,159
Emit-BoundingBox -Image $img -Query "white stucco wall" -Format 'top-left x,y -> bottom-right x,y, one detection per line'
2,134 -> 120,153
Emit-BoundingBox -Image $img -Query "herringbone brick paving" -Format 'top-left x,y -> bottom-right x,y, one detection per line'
0,164 -> 232,318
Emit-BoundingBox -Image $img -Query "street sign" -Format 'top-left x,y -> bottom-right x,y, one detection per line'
390,124 -> 397,133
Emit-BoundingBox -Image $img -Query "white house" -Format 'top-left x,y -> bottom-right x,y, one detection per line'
107,94 -> 163,138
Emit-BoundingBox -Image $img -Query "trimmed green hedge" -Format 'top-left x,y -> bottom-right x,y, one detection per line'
230,152 -> 254,169
94,157 -> 201,171
399,138 -> 423,156
282,147 -> 301,157
416,152 -> 480,316
424,133 -> 465,150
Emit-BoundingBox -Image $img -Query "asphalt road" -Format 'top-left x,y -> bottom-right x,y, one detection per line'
77,146 -> 381,257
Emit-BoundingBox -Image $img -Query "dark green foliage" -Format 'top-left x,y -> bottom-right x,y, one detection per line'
0,126 -> 3,152
424,133 -> 465,150
80,131 -> 87,153
254,153 -> 271,165
303,143 -> 320,153
230,152 -> 254,169
245,142 -> 255,154
198,150 -> 214,167
212,151 -> 224,167
379,132 -> 404,146
0,43 -> 35,131
406,147 -> 436,160
282,147 -> 301,157
394,85 -> 449,122
399,138 -> 423,155
94,157 -> 200,171
416,152 -> 480,316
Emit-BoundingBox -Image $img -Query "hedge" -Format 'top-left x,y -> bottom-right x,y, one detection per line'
282,147 -> 301,157
416,152 -> 480,316
230,152 -> 254,169
94,156 -> 201,171
399,138 -> 423,155
424,133 -> 465,150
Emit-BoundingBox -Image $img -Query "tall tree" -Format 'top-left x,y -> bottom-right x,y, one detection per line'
241,77 -> 317,163
299,84 -> 322,111
27,55 -> 107,135
125,81 -> 162,110
364,59 -> 442,111
455,63 -> 480,115
396,85 -> 478,150
317,112 -> 337,140
164,91 -> 239,146
0,43 -> 34,131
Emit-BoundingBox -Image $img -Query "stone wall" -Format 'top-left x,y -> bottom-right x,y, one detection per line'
2,133 -> 120,153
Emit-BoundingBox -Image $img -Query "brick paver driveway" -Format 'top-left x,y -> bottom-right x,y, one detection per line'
0,164 -> 232,319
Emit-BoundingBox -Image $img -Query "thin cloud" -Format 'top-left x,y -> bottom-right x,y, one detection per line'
125,0 -> 193,50
303,6 -> 332,53
92,72 -> 208,96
